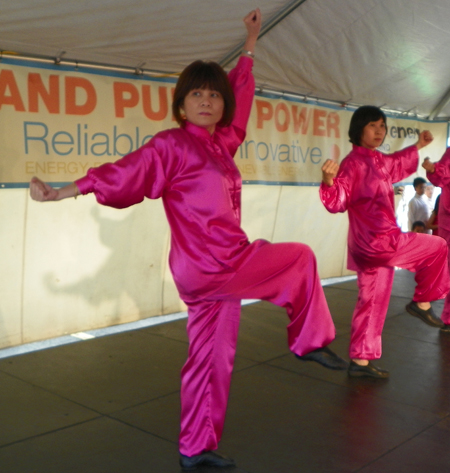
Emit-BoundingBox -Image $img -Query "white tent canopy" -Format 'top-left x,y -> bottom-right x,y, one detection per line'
2,0 -> 450,120
4,0 -> 450,350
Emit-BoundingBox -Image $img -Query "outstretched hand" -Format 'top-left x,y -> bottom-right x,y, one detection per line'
30,176 -> 59,202
422,157 -> 435,173
321,159 -> 339,187
243,8 -> 262,53
416,130 -> 433,150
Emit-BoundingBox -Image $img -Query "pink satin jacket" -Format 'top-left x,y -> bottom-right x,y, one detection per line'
75,57 -> 256,297
427,148 -> 450,234
320,144 -> 419,270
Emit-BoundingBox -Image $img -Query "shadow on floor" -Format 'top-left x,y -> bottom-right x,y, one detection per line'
1,270 -> 450,472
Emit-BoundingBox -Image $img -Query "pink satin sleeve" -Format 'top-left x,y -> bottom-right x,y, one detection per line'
383,145 -> 418,183
319,181 -> 349,214
219,56 -> 255,157
319,160 -> 353,213
319,144 -> 418,271
228,56 -> 255,136
428,148 -> 450,187
75,134 -> 170,209
428,148 -> 450,233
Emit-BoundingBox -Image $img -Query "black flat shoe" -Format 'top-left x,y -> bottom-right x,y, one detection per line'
179,451 -> 236,470
296,346 -> 349,370
405,301 -> 444,328
348,360 -> 389,379
440,324 -> 450,333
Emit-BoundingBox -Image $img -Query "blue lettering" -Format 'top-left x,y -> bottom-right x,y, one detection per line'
91,133 -> 111,156
310,147 -> 322,164
52,131 -> 74,156
245,140 -> 257,161
24,121 -> 49,154
113,126 -> 133,156
278,144 -> 290,162
257,142 -> 269,161
298,146 -> 310,163
269,143 -> 278,161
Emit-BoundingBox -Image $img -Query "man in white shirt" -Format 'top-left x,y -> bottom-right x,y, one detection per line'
408,177 -> 431,232
425,184 -> 435,213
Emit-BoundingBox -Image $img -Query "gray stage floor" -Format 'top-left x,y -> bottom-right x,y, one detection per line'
1,270 -> 450,473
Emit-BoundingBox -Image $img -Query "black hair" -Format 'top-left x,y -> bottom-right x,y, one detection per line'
412,221 -> 426,231
413,177 -> 427,189
348,105 -> 387,146
172,60 -> 235,127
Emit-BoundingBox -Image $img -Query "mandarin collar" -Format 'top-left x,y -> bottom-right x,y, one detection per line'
352,144 -> 381,158
184,121 -> 216,141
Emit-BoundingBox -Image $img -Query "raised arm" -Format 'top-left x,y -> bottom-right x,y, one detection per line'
226,9 -> 261,144
242,8 -> 262,57
415,130 -> 434,150
381,130 -> 433,184
423,148 -> 450,187
319,159 -> 352,214
321,159 -> 339,187
422,157 -> 435,174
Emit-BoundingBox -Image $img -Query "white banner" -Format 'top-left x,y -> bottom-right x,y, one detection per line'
0,59 -> 448,187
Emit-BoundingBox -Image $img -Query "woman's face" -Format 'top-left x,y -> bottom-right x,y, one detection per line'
182,88 -> 224,135
360,118 -> 387,150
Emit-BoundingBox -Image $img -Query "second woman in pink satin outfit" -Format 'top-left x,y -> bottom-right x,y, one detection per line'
320,106 -> 450,379
30,9 -> 346,471
423,152 -> 450,333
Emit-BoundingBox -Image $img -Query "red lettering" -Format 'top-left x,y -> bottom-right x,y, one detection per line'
292,106 -> 312,134
0,69 -> 25,111
142,85 -> 168,121
274,103 -> 290,132
255,100 -> 273,129
65,77 -> 96,115
114,82 -> 139,118
170,87 -> 177,121
28,73 -> 60,113
327,112 -> 340,138
313,109 -> 327,136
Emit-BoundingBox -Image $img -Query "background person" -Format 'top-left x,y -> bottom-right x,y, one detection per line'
408,177 -> 431,233
423,156 -> 450,333
427,194 -> 441,236
425,183 -> 435,213
411,221 -> 426,233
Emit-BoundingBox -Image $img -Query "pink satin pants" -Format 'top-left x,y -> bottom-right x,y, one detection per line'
179,241 -> 335,456
436,226 -> 450,324
350,232 -> 449,360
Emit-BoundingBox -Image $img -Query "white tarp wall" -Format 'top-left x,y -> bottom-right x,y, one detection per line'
0,58 -> 448,349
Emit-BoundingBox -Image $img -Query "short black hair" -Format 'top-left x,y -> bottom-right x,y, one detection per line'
348,105 -> 387,146
413,177 -> 427,189
172,60 -> 235,127
412,221 -> 426,231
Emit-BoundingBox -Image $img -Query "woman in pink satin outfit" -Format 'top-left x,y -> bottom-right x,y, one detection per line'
320,105 -> 450,379
423,153 -> 450,333
30,9 -> 347,470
